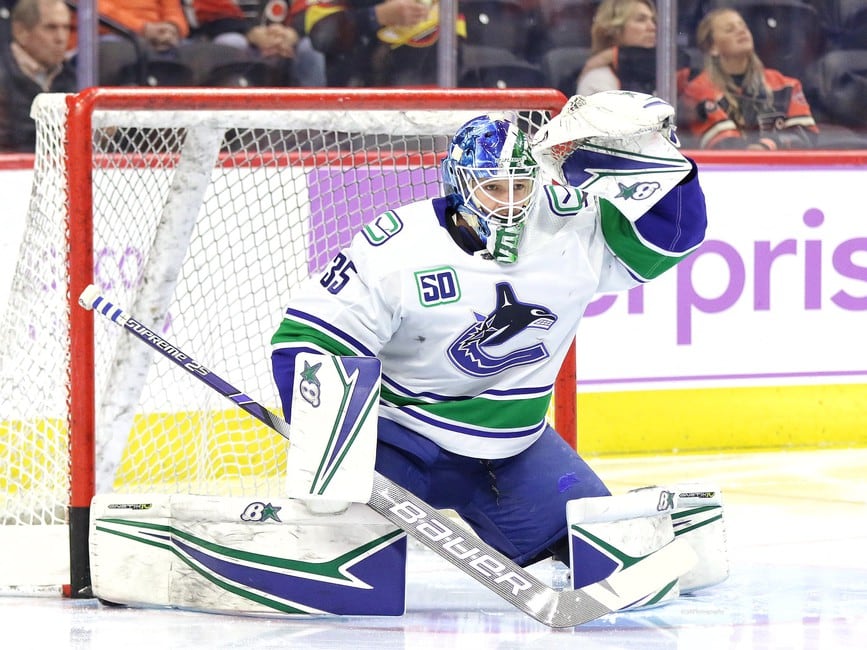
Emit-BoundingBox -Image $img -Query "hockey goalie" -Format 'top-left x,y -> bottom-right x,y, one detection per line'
88,91 -> 727,621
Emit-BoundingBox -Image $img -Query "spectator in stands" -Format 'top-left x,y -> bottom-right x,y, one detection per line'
186,0 -> 325,86
302,0 -> 442,87
187,0 -> 297,57
81,0 -> 227,86
0,0 -> 76,152
679,8 -> 818,150
577,0 -> 662,95
97,0 -> 190,54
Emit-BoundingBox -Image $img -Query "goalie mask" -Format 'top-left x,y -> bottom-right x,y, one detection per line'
442,116 -> 540,264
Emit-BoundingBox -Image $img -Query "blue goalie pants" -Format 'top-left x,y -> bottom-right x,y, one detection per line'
375,418 -> 610,567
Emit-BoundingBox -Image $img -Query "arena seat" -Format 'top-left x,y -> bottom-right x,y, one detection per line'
458,45 -> 547,89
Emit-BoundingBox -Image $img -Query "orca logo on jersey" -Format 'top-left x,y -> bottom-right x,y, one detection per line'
447,282 -> 557,377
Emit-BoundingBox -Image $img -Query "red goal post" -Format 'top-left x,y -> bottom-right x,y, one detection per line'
0,88 -> 576,597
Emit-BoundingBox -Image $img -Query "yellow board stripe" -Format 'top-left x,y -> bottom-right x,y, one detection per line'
575,384 -> 867,456
5,383 -> 866,492
1,410 -> 287,491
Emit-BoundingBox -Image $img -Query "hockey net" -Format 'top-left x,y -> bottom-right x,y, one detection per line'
0,88 -> 573,596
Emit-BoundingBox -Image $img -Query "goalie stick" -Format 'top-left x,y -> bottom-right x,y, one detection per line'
78,284 -> 693,627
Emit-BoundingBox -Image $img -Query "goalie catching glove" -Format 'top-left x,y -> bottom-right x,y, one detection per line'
531,90 -> 680,177
531,91 -> 692,222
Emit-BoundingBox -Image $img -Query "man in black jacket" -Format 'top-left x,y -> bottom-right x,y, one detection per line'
0,0 -> 76,152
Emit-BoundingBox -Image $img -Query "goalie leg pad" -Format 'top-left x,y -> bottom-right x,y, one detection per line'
90,493 -> 407,616
567,488 -> 686,610
671,484 -> 730,593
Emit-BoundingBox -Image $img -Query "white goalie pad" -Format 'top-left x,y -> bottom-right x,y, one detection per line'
286,354 -> 381,511
89,493 -> 407,616
670,484 -> 730,593
531,91 -> 692,222
567,488 -> 694,610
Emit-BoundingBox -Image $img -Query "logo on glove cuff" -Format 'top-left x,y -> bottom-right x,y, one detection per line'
616,181 -> 661,201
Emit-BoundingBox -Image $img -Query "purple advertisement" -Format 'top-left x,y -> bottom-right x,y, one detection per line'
306,167 -> 442,273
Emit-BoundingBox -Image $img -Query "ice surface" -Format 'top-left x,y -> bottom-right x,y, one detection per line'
2,448 -> 865,649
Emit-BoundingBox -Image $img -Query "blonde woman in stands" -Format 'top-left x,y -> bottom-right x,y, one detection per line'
576,0 -> 660,95
679,7 -> 818,150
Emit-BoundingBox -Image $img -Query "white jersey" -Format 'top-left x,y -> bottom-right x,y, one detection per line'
273,182 -> 702,459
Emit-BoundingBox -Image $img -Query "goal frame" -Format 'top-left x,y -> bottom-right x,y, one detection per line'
54,87 -> 576,597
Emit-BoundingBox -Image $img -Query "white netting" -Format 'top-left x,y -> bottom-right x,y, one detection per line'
0,92 -> 559,579
0,95 -> 70,527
